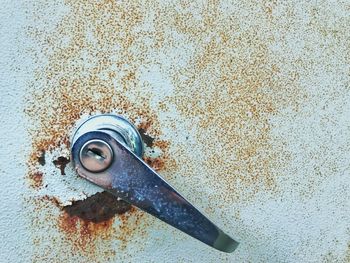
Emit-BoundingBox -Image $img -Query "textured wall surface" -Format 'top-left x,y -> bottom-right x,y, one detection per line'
0,0 -> 349,262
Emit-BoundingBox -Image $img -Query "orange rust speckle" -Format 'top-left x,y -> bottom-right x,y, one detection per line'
57,192 -> 148,256
26,194 -> 149,262
144,157 -> 166,172
164,1 -> 302,202
114,207 -> 146,250
27,150 -> 47,189
63,192 -> 132,223
58,211 -> 116,253
29,171 -> 44,189
58,205 -> 146,255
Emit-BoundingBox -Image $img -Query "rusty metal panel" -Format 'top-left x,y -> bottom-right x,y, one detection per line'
0,0 -> 349,262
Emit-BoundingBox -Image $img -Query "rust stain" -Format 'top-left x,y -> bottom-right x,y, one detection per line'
21,0 -> 350,261
25,0 -> 174,260
25,0 -> 174,187
164,1 -> 302,202
27,150 -> 47,189
144,157 -> 165,171
58,203 -> 146,256
58,212 -> 115,254
27,195 -> 148,262
24,0 -> 305,260
61,193 -> 146,255
63,192 -> 132,223
30,171 -> 44,189
53,156 -> 70,175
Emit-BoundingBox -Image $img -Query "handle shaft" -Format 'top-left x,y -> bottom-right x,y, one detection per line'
72,130 -> 238,252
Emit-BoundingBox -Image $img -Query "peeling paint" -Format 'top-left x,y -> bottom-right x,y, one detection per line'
53,156 -> 70,175
57,193 -> 146,256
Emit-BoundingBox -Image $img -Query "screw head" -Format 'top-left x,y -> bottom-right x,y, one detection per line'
79,139 -> 114,172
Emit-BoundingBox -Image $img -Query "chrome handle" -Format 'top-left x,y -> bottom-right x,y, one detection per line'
71,114 -> 238,253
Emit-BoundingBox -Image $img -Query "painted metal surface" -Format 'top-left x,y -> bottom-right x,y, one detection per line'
0,0 -> 349,262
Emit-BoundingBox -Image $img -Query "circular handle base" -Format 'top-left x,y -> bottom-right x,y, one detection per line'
71,114 -> 144,158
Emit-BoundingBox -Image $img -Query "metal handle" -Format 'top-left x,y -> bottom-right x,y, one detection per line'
71,114 -> 238,253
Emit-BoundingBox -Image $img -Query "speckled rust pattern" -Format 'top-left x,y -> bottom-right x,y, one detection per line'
22,0 -> 350,262
25,0 -> 174,189
27,196 -> 148,262
25,1 -> 177,260
24,0 -> 302,260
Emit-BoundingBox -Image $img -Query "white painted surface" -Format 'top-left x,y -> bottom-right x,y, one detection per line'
0,0 -> 349,262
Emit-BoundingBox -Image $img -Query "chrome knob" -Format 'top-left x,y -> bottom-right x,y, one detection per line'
71,114 -> 239,253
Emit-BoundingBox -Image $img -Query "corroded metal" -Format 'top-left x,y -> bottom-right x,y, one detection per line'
72,129 -> 239,252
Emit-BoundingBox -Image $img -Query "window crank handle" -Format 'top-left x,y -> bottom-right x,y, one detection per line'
71,114 -> 239,253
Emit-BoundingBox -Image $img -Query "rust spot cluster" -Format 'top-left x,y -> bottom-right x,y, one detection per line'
31,171 -> 44,189
163,1 -> 302,202
58,213 -> 115,251
28,195 -> 148,261
24,0 -> 304,260
25,0 -> 174,188
24,1 -> 175,259
57,192 -> 145,255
